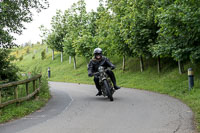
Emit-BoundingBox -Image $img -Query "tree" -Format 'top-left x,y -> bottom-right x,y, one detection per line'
154,0 -> 200,74
95,1 -> 113,56
0,0 -> 48,81
63,0 -> 88,69
98,0 -> 132,71
0,0 -> 49,48
40,10 -> 66,62
125,0 -> 158,72
75,10 -> 98,63
63,7 -> 78,69
39,25 -> 50,45
45,31 -> 56,60
0,49 -> 19,81
50,10 -> 65,62
107,0 -> 158,72
73,1 -> 96,63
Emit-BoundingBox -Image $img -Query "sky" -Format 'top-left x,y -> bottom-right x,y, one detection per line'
14,0 -> 99,45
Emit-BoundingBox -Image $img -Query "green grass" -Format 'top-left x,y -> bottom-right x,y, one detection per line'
0,96 -> 48,123
9,44 -> 200,131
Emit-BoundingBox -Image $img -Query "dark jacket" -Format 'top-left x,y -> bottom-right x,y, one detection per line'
88,56 -> 115,75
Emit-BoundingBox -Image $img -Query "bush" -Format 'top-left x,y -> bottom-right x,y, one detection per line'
16,50 -> 19,56
32,55 -> 35,60
26,47 -> 30,54
0,49 -> 19,81
41,49 -> 46,60
30,66 -> 50,98
19,55 -> 23,61
39,75 -> 50,99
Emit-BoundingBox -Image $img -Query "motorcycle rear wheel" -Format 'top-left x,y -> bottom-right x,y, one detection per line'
103,80 -> 114,101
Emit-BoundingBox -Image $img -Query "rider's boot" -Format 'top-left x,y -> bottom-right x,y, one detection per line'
96,90 -> 102,96
107,70 -> 121,90
110,74 -> 120,90
114,84 -> 120,90
94,77 -> 102,96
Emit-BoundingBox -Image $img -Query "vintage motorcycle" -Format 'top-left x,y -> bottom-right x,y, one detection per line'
94,66 -> 115,101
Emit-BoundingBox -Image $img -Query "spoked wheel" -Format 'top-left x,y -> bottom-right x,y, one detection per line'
103,80 -> 113,101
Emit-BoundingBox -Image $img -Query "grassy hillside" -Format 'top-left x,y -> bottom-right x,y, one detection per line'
13,44 -> 200,131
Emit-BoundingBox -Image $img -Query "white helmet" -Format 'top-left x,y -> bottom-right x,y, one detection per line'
93,48 -> 102,55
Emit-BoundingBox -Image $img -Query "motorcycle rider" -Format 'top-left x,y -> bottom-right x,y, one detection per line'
88,48 -> 120,96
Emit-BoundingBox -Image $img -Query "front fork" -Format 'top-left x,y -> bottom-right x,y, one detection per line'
99,73 -> 115,96
107,78 -> 115,94
101,78 -> 114,96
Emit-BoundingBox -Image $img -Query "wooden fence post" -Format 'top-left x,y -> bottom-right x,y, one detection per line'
157,56 -> 161,74
140,56 -> 144,72
39,77 -> 41,86
14,86 -> 18,105
0,88 -> 1,104
37,77 -> 41,97
14,86 -> 18,99
37,78 -> 40,97
33,80 -> 36,98
33,80 -> 36,91
26,82 -> 29,96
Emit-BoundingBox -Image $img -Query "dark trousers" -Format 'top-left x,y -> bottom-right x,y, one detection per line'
94,70 -> 117,91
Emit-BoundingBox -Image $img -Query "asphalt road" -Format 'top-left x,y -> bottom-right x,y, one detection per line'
0,82 -> 196,133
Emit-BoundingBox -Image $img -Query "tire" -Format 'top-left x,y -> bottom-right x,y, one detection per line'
103,80 -> 113,101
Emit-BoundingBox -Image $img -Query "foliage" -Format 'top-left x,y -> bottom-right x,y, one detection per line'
32,55 -> 35,60
63,1 -> 87,58
0,0 -> 48,84
19,55 -> 23,61
95,1 -> 115,56
74,10 -> 98,60
0,0 -> 49,48
105,0 -> 133,57
153,0 -> 200,63
0,49 -> 19,81
39,25 -> 50,45
41,0 -> 200,71
49,10 -> 65,52
26,47 -> 30,54
130,0 -> 158,58
41,49 -> 46,60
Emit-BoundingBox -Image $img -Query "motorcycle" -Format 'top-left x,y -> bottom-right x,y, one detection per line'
94,66 -> 115,101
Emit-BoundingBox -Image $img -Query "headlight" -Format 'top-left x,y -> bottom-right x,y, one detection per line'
98,66 -> 104,72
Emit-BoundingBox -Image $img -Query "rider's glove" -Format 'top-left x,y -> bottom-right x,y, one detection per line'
94,73 -> 100,78
88,73 -> 93,77
94,74 -> 99,79
111,65 -> 115,70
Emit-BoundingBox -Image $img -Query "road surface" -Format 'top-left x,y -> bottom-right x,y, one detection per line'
0,82 -> 196,133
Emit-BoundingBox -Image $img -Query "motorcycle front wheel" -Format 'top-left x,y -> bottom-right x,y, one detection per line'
103,80 -> 114,101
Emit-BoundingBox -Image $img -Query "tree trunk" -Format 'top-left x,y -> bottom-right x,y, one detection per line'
61,51 -> 63,63
46,46 -> 48,53
122,55 -> 125,71
86,58 -> 89,67
52,49 -> 54,60
157,56 -> 161,74
69,56 -> 71,64
178,60 -> 184,74
73,56 -> 76,70
140,56 -> 144,72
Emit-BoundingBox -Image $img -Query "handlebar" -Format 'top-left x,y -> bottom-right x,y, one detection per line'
93,67 -> 111,76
